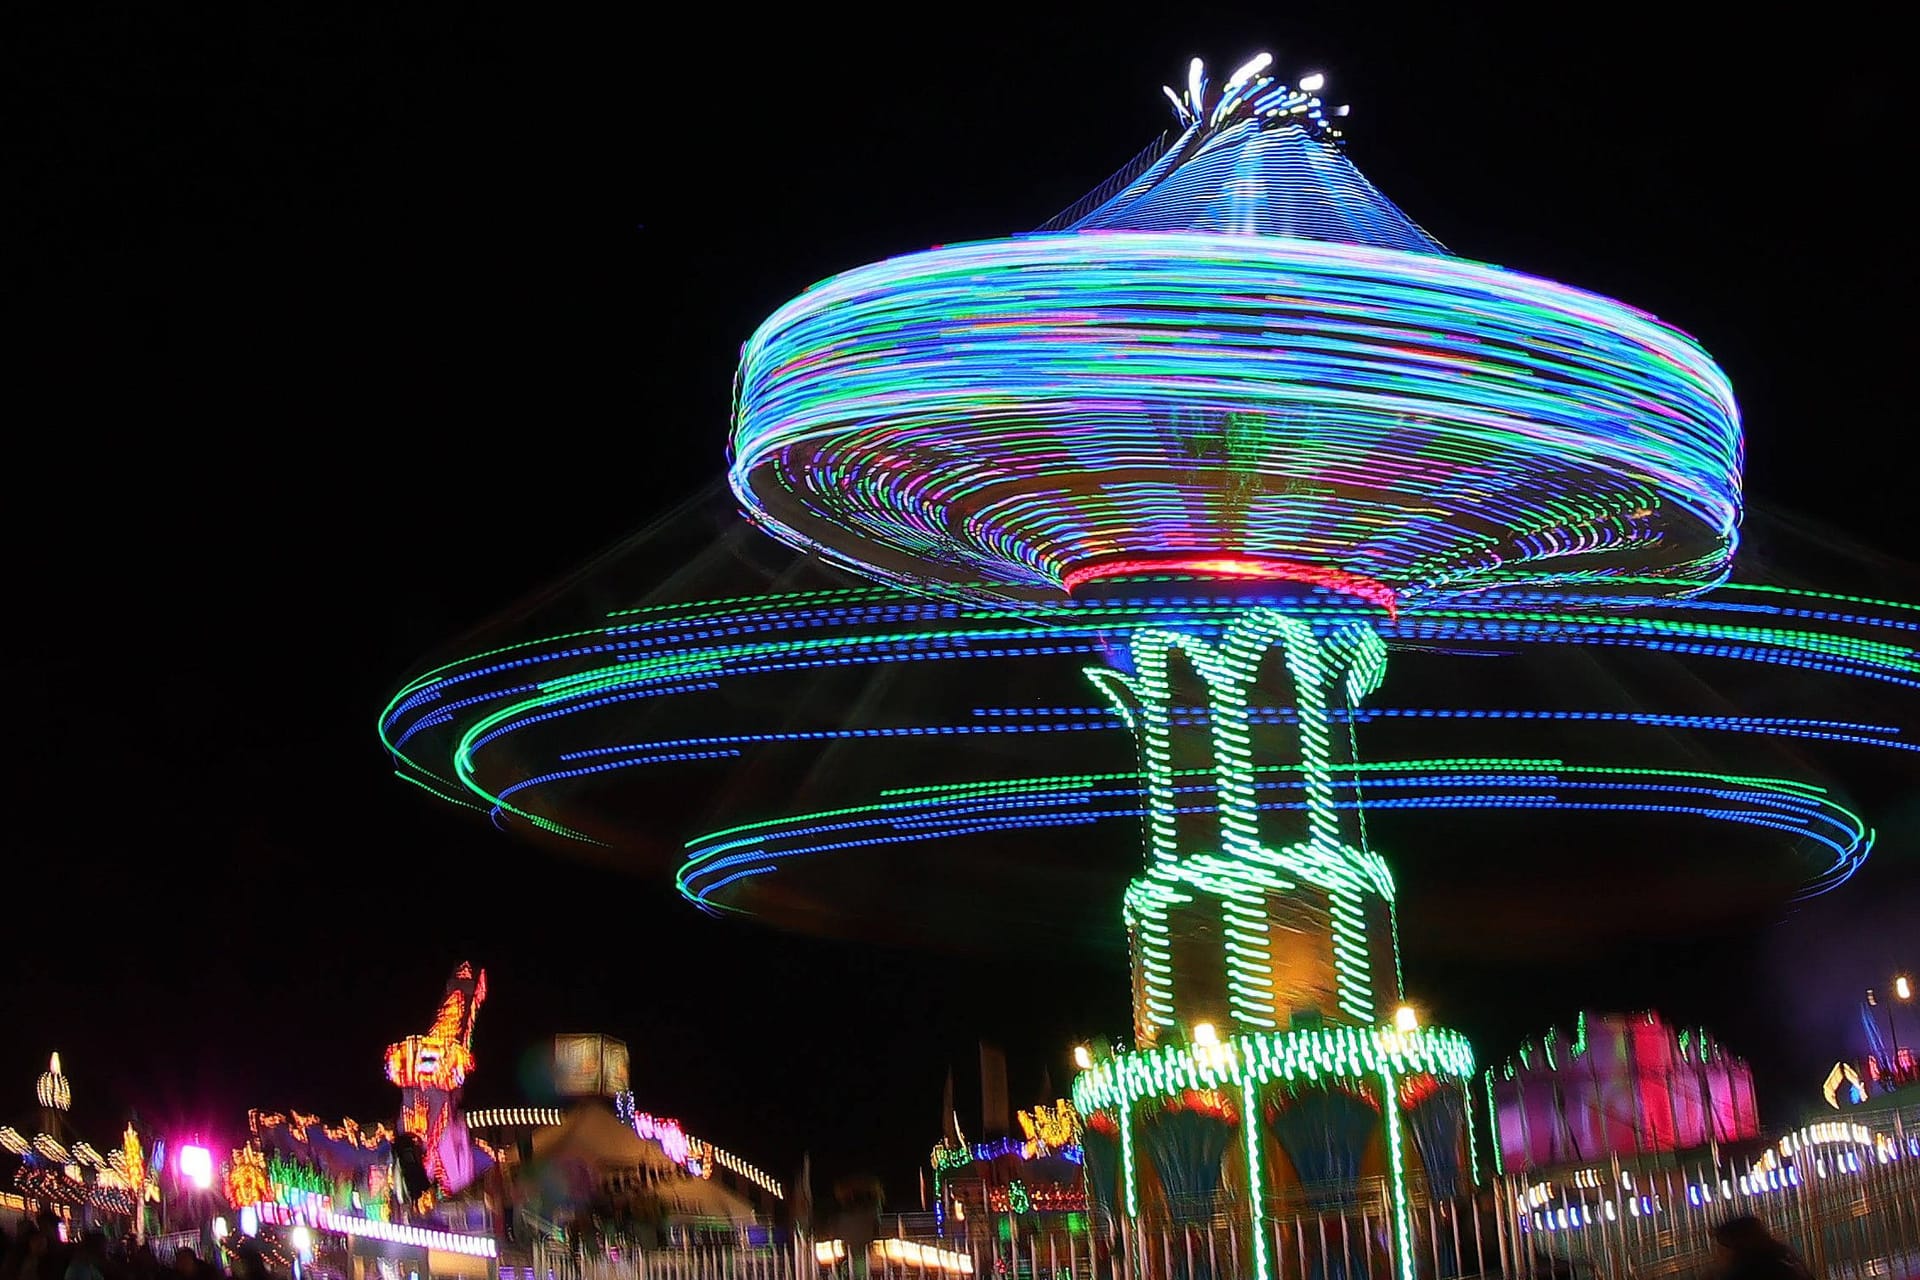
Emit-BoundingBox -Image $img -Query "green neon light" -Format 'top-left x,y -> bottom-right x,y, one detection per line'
1381,1061 -> 1415,1280
1484,1068 -> 1504,1177
1072,1023 -> 1469,1266
1071,1024 -> 1473,1112
390,576 -> 1915,851
1242,1073 -> 1268,1280
1006,1180 -> 1030,1215
866,753 -> 1847,798
392,770 -> 490,814
1462,1073 -> 1481,1187
1090,611 -> 1396,1033
681,756 -> 1871,910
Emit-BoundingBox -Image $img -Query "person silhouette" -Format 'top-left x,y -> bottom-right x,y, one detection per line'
1711,1214 -> 1812,1280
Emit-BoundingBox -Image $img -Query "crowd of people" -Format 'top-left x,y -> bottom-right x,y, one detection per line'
0,1214 -> 229,1280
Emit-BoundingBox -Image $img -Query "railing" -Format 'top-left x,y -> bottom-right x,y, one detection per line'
515,1130 -> 1920,1280
1499,1143 -> 1920,1280
147,1230 -> 203,1264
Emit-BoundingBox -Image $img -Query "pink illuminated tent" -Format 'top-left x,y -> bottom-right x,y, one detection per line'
1492,1011 -> 1760,1172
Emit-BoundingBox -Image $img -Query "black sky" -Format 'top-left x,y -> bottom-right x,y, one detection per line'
9,4 -> 1914,1204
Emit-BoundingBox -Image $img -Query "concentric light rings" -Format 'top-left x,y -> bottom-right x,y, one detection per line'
733,234 -> 1743,606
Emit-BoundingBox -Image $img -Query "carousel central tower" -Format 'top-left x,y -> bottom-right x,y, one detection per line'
1091,610 -> 1398,1042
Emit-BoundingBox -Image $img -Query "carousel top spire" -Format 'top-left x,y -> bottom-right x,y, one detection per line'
1040,53 -> 1443,253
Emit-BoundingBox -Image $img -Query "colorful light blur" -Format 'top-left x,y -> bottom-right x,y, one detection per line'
179,1143 -> 213,1190
380,578 -> 1913,923
385,963 -> 486,1196
731,234 -> 1741,609
381,49 -> 1915,1280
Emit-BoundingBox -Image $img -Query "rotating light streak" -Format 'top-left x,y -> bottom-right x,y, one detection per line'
731,235 -> 1742,605
533,710 -> 1912,762
674,760 -> 1873,911
379,584 -> 1913,877
381,580 -> 1918,760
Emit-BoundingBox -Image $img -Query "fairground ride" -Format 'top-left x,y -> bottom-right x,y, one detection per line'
383,52 -> 1917,1280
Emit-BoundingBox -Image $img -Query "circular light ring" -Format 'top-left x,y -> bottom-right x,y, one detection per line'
1063,555 -> 1402,616
732,234 -> 1742,605
385,582 -> 1918,770
675,760 -> 1875,914
1072,1021 -> 1475,1115
380,584 -> 1913,914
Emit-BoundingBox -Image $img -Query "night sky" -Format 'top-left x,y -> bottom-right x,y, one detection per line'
11,6 -> 1913,1205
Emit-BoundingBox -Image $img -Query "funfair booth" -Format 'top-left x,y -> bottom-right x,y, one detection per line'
219,965 -> 499,1280
465,1034 -> 780,1267
1488,1012 -> 1761,1175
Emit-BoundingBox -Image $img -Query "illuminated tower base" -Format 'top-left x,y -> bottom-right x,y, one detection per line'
1073,604 -> 1475,1280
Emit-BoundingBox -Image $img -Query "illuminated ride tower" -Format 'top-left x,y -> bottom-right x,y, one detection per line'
728,54 -> 1740,1279
385,961 -> 488,1200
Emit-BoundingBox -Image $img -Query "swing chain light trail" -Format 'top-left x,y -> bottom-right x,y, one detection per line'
673,760 -> 1874,911
381,580 -> 1914,891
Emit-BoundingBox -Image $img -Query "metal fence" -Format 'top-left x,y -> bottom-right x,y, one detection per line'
521,1131 -> 1920,1280
146,1229 -> 204,1264
1495,1141 -> 1920,1280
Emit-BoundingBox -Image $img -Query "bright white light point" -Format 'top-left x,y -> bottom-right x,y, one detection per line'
1188,58 -> 1206,110
1336,103 -> 1351,116
1299,73 -> 1325,92
1226,53 -> 1273,91
180,1145 -> 214,1190
1072,1044 -> 1093,1070
1394,1004 -> 1419,1032
1192,1021 -> 1219,1046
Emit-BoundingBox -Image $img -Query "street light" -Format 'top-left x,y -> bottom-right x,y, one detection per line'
179,1145 -> 213,1191
1889,975 -> 1914,1082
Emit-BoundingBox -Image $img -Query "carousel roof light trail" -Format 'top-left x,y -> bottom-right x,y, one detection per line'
731,237 -> 1743,609
729,54 -> 1741,611
383,52 -> 1914,943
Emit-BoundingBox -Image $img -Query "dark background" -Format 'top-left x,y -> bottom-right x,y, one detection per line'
9,3 -> 1913,1202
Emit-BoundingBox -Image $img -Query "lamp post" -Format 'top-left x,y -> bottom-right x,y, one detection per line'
1893,975 -> 1914,1082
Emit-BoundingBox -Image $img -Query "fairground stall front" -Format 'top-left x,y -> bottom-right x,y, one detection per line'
930,1098 -> 1090,1258
0,1054 -> 154,1237
464,1034 -> 780,1274
216,966 -> 499,1280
